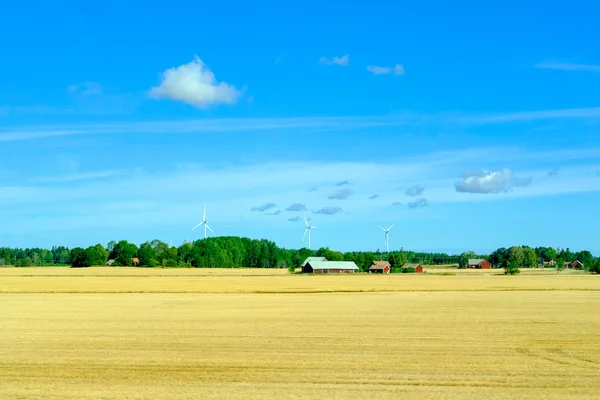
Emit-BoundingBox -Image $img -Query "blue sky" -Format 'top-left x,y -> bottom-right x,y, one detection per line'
1,0 -> 600,254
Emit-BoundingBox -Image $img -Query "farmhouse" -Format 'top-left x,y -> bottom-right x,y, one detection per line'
567,260 -> 584,269
401,263 -> 423,273
543,260 -> 557,266
468,258 -> 492,269
301,256 -> 328,267
302,260 -> 359,274
369,261 -> 391,274
106,259 -> 115,266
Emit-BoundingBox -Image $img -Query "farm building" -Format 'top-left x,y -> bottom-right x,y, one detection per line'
468,259 -> 492,269
369,261 -> 391,274
106,259 -> 115,266
567,260 -> 584,269
401,263 -> 423,273
302,260 -> 359,274
301,256 -> 328,267
543,260 -> 557,266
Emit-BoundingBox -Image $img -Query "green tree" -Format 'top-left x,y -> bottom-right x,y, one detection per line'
112,240 -> 139,266
508,246 -> 524,267
70,247 -> 90,268
523,247 -> 538,268
555,257 -> 565,274
458,251 -> 477,269
504,260 -> 520,275
86,244 -> 109,266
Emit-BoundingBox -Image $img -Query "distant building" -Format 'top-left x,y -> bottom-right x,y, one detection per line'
302,260 -> 359,274
543,260 -> 557,266
369,261 -> 391,274
132,257 -> 140,266
301,256 -> 328,267
401,263 -> 423,273
106,259 -> 116,266
468,259 -> 492,269
568,260 -> 584,269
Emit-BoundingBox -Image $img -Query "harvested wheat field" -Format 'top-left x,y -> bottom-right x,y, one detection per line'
1,270 -> 600,399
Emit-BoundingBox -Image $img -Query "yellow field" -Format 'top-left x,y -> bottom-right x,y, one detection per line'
1,268 -> 600,399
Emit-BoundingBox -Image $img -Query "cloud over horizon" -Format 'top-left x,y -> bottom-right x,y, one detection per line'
251,202 -> 277,212
405,185 -> 425,196
313,207 -> 343,215
366,64 -> 405,75
455,169 -> 532,194
328,188 -> 353,200
288,216 -> 300,222
285,203 -> 307,212
148,55 -> 242,108
319,55 -> 349,66
408,198 -> 430,209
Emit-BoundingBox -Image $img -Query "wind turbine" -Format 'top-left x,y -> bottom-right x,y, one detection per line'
192,205 -> 214,239
379,224 -> 394,253
302,216 -> 317,249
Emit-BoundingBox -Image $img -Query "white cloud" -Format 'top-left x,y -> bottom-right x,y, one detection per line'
68,82 -> 103,96
455,169 -> 532,194
367,64 -> 405,75
366,65 -> 391,75
319,55 -> 349,66
535,61 -> 600,72
148,55 -> 242,108
405,185 -> 424,196
3,107 -> 600,143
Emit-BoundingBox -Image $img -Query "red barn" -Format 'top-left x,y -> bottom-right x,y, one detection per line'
468,259 -> 492,269
401,263 -> 423,273
369,261 -> 391,274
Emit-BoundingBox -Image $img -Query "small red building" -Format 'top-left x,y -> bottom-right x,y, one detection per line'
468,259 -> 492,269
369,261 -> 391,274
569,260 -> 584,269
401,263 -> 423,273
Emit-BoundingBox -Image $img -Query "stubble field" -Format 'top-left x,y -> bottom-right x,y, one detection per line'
1,267 -> 600,399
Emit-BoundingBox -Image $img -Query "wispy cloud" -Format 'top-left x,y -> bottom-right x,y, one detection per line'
250,202 -> 277,212
314,207 -> 343,215
366,64 -> 404,75
31,170 -> 123,184
369,194 -> 379,200
319,55 -> 349,66
535,61 -> 600,72
335,180 -> 353,186
266,210 -> 281,216
405,185 -> 424,196
391,201 -> 402,207
148,55 -> 243,108
328,188 -> 353,200
455,169 -> 532,194
408,198 -> 430,209
288,216 -> 300,222
68,82 -> 103,96
285,203 -> 307,212
4,107 -> 600,143
548,167 -> 560,176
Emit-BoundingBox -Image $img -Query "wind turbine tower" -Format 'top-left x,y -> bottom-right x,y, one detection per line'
302,216 -> 317,249
379,224 -> 394,253
192,205 -> 214,239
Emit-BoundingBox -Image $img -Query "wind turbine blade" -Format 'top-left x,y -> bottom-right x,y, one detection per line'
206,224 -> 214,233
203,205 -> 207,221
191,222 -> 203,231
311,226 -> 317,229
388,224 -> 394,230
379,225 -> 386,231
302,228 -> 308,241
304,216 -> 309,227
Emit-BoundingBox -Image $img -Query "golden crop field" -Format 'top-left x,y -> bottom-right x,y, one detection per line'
1,268 -> 600,399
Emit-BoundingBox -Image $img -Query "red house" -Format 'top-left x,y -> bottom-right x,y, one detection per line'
369,261 -> 391,274
468,259 -> 492,269
401,263 -> 423,273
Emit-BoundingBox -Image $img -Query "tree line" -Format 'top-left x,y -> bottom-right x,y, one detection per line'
1,238 -> 598,273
